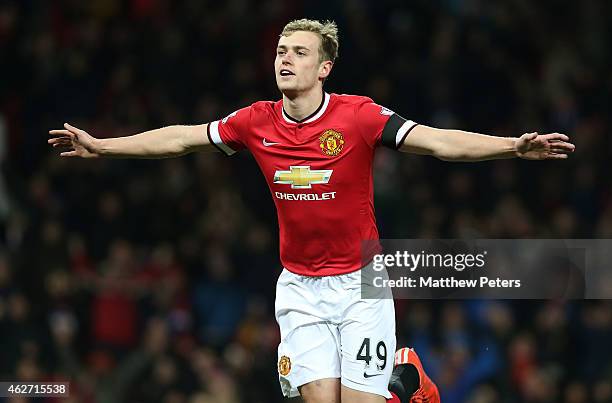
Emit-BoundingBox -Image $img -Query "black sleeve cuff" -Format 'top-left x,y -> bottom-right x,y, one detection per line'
381,113 -> 418,150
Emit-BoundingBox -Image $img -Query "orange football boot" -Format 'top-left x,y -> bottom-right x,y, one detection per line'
389,347 -> 440,403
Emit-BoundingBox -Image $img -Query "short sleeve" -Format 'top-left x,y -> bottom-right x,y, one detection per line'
355,101 -> 418,150
207,106 -> 251,156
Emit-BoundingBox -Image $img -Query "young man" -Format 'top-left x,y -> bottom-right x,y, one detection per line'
49,19 -> 574,403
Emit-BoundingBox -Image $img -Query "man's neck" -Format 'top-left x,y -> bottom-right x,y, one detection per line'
282,87 -> 325,122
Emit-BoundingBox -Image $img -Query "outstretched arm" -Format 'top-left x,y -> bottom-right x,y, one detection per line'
48,123 -> 217,158
399,125 -> 575,161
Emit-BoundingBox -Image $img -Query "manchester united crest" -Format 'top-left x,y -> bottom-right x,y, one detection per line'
278,355 -> 291,376
319,129 -> 345,157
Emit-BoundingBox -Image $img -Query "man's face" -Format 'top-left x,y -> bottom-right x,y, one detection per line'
275,31 -> 331,96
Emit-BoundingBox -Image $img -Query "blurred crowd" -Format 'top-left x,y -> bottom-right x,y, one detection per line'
1,0 -> 611,402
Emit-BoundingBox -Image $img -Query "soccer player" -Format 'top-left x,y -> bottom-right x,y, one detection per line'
49,19 -> 574,403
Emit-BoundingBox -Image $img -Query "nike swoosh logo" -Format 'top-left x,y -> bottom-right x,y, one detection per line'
263,139 -> 280,147
363,372 -> 383,378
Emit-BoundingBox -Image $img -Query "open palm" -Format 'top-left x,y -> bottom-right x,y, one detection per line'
516,132 -> 575,160
48,123 -> 100,158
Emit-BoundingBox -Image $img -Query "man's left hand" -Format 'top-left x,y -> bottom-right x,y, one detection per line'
516,132 -> 575,160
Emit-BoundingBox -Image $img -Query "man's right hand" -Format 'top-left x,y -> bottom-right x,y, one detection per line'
48,123 -> 100,158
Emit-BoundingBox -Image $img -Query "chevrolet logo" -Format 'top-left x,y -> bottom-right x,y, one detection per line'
273,166 -> 333,189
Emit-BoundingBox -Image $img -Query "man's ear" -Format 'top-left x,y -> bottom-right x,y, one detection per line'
319,60 -> 333,80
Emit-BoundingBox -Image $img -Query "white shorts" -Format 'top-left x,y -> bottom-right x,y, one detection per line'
275,266 -> 396,398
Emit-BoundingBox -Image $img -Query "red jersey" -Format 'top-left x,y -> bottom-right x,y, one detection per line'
207,93 -> 417,276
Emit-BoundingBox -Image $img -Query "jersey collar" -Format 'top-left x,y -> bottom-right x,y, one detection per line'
282,92 -> 330,125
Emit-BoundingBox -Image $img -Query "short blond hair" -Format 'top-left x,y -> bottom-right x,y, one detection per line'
281,19 -> 339,63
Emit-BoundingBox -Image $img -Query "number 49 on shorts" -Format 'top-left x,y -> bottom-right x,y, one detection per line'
356,338 -> 387,370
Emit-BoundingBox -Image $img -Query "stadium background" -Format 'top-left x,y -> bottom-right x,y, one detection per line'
1,0 -> 611,402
